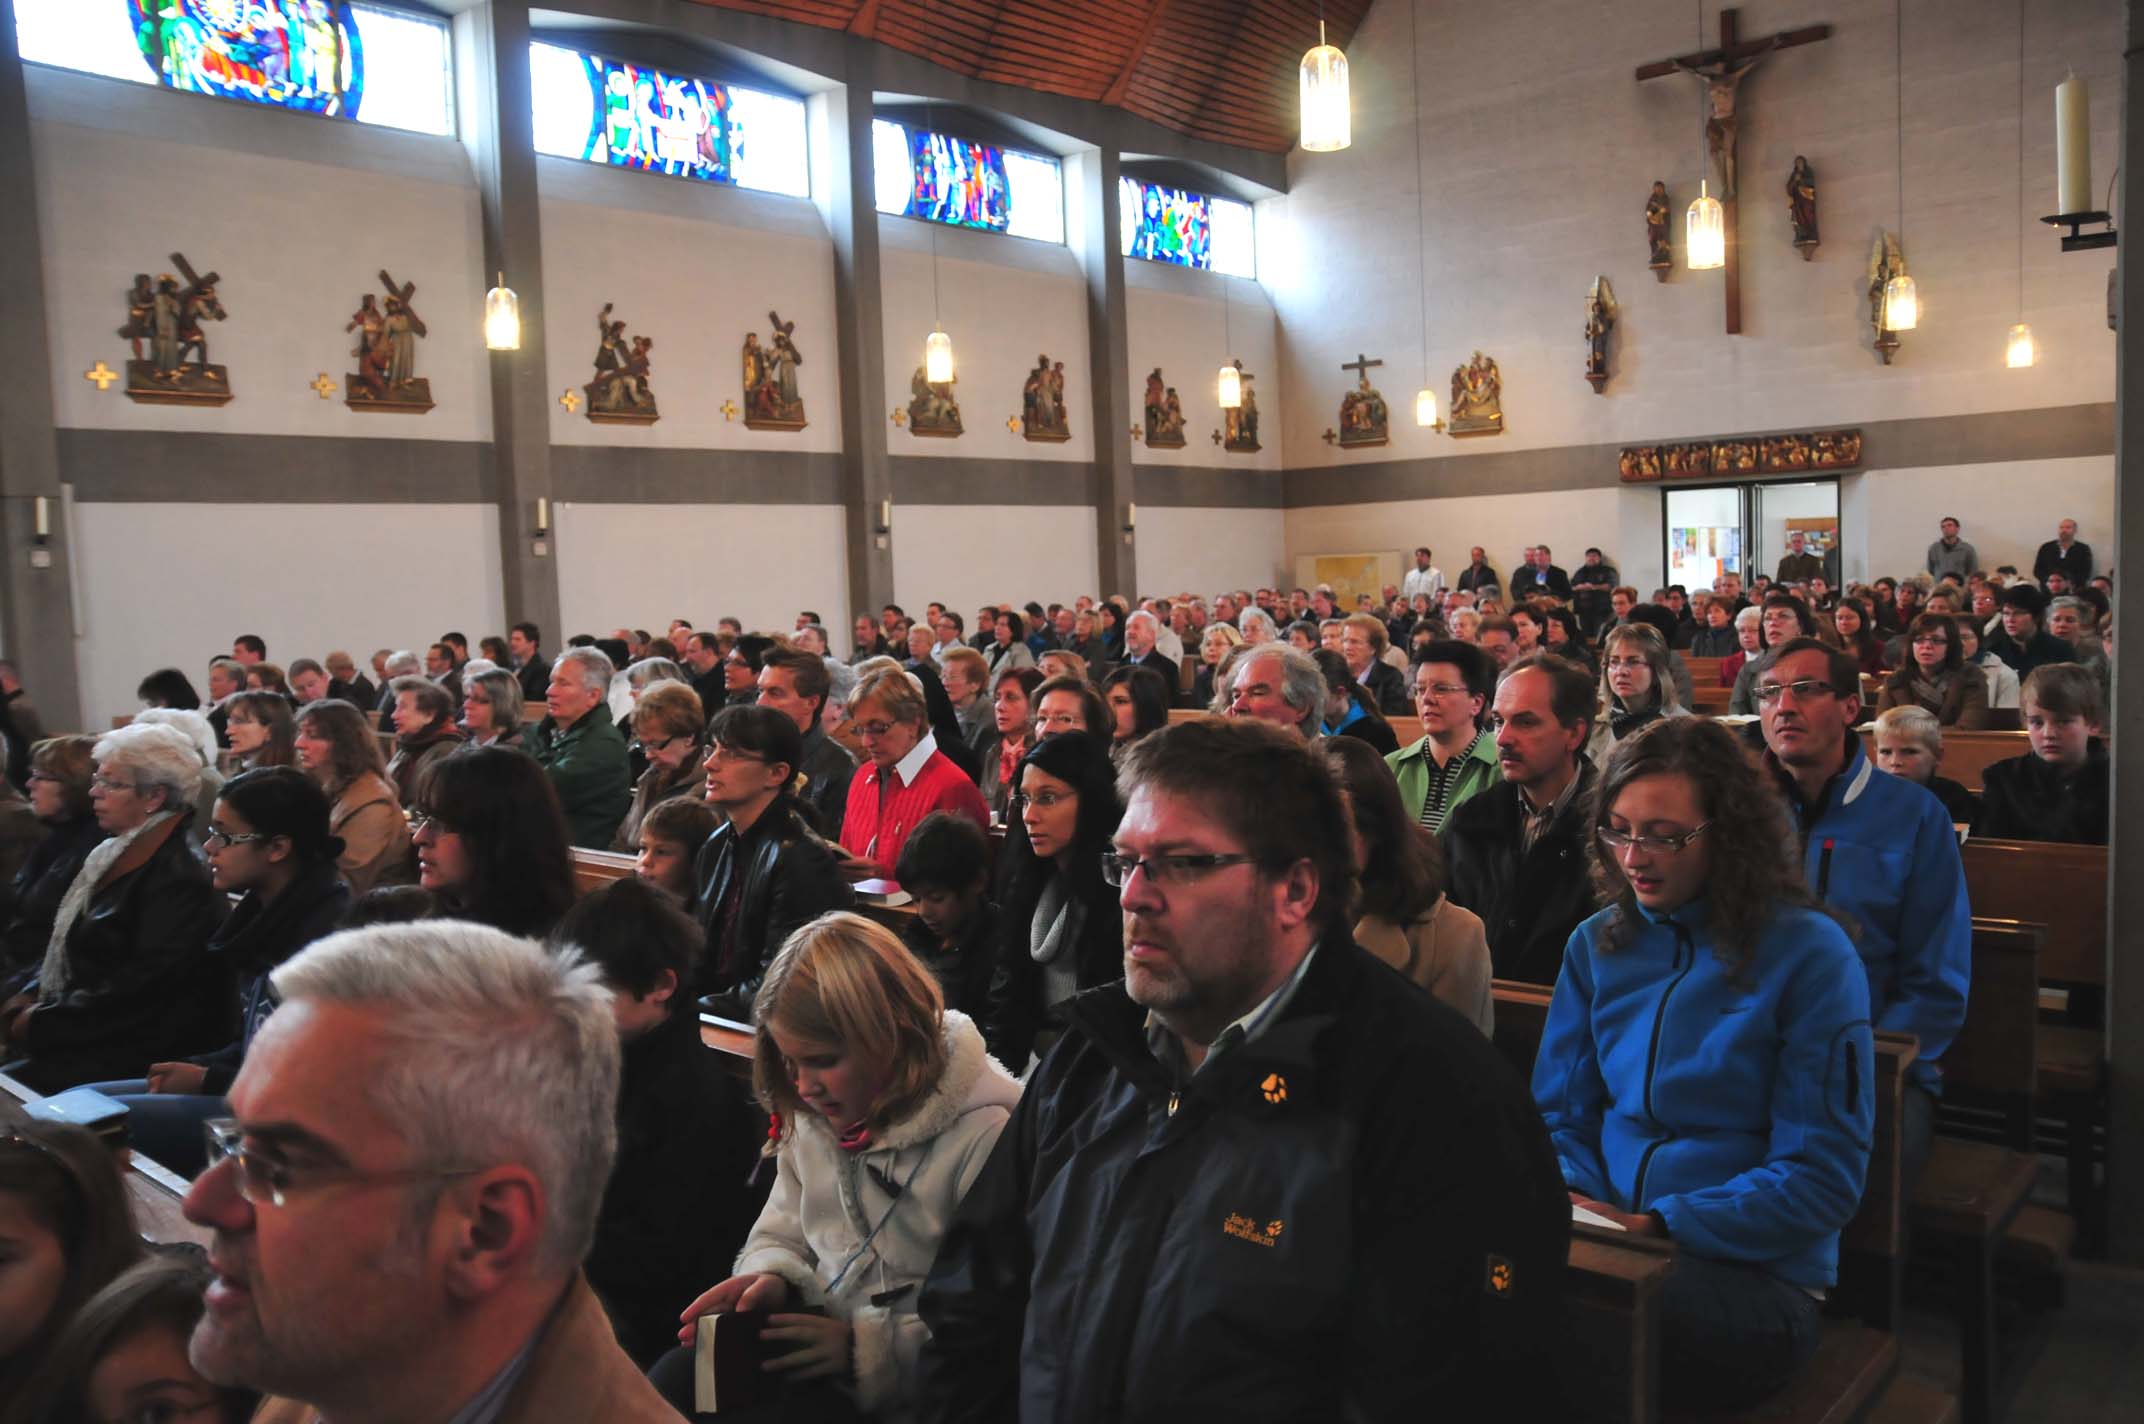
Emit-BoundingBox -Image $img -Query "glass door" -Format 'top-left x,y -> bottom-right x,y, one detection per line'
1663,486 -> 1746,593
1751,480 -> 1840,589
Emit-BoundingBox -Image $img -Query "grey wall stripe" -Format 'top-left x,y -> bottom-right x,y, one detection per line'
1135,466 -> 1285,508
891,456 -> 1098,505
551,446 -> 845,503
56,429 -> 498,503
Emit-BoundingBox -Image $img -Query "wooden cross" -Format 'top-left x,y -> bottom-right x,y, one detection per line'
1636,8 -> 1831,335
377,269 -> 428,337
170,251 -> 220,298
1321,427 -> 1339,445
1340,352 -> 1382,385
84,361 -> 117,391
310,372 -> 336,399
1211,429 -> 1223,445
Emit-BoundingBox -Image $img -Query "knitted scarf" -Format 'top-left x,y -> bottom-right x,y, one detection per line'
39,809 -> 179,1001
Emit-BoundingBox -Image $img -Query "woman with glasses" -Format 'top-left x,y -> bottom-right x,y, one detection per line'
1585,623 -> 1691,766
1532,717 -> 1873,1411
611,681 -> 705,853
407,747 -> 574,939
220,689 -> 296,774
982,730 -> 1123,1070
1875,614 -> 1990,728
0,724 -> 227,1093
1955,617 -> 2021,711
1191,622 -> 1242,708
293,699 -> 409,896
835,668 -> 988,883
77,767 -> 350,1178
456,667 -> 527,750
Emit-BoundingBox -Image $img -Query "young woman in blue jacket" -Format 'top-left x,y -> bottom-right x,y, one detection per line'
1533,716 -> 1874,1411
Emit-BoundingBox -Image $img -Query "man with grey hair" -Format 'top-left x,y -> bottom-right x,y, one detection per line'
1121,610 -> 1179,696
527,646 -> 632,849
184,922 -> 677,1423
1235,607 -> 1278,645
373,650 -> 423,733
1214,644 -> 1323,739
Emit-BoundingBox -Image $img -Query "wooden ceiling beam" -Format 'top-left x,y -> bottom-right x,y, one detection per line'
1102,0 -> 1173,107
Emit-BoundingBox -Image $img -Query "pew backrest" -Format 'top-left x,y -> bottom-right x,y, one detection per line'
1856,727 -> 2026,795
1961,838 -> 2105,985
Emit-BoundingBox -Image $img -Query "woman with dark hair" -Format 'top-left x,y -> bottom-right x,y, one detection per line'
1311,648 -> 1399,754
479,634 -> 510,665
135,668 -> 201,711
1322,736 -> 1490,1034
986,610 -> 1038,686
976,666 -> 1044,818
721,635 -> 774,708
293,699 -> 409,895
1876,613 -> 1990,728
1102,664 -> 1172,759
983,730 -> 1123,1069
1868,577 -> 1903,635
220,689 -> 296,773
1831,597 -> 1887,678
1533,717 -> 1873,1411
409,746 -> 574,937
78,766 -> 351,1176
0,737 -> 103,994
1099,599 -> 1128,661
0,1122 -> 144,1410
25,1250 -> 254,1424
1541,605 -> 1595,672
384,675 -> 465,807
612,680 -> 706,852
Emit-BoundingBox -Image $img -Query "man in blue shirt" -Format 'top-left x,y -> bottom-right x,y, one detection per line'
1758,638 -> 1970,1190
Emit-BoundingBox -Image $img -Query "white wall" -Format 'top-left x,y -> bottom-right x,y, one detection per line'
890,505 -> 1099,613
1137,505 -> 1286,595
1284,487 -> 1632,593
1268,0 -> 2121,471
880,225 -> 1093,463
539,159 -> 842,452
554,503 -> 849,640
1854,455 -> 2113,582
1126,266 -> 1282,471
71,503 -> 504,727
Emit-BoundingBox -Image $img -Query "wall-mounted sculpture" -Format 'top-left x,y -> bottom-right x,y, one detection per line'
119,253 -> 229,406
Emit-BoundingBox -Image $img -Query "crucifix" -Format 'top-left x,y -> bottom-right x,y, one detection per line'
1341,352 -> 1382,385
1636,8 -> 1831,334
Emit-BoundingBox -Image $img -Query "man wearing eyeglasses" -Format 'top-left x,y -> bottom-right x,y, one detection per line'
1758,639 -> 1969,1190
917,716 -> 1568,1422
183,921 -> 680,1424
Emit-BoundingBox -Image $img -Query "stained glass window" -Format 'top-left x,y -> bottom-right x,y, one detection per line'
871,118 -> 1063,245
14,0 -> 454,137
1119,177 -> 1255,278
529,42 -> 809,198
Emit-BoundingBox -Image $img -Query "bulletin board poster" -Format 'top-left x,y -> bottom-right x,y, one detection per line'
1669,524 -> 1741,592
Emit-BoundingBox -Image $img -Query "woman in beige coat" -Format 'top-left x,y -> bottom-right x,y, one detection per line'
1323,736 -> 1493,1036
294,698 -> 411,895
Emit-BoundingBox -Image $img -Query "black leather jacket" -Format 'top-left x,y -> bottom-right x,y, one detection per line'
0,815 -> 105,991
690,799 -> 852,1019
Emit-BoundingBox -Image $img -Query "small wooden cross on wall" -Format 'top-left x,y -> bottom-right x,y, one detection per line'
1636,7 -> 1830,335
1341,352 -> 1383,385
1321,428 -> 1339,445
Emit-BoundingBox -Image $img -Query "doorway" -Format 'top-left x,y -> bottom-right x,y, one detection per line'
1661,479 -> 1840,592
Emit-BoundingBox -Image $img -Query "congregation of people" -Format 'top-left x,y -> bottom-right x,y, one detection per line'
0,511 -> 2113,1422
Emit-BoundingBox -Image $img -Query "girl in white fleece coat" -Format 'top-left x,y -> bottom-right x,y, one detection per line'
669,911 -> 1022,1420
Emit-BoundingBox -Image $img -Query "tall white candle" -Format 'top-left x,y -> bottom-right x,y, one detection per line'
2057,73 -> 2091,214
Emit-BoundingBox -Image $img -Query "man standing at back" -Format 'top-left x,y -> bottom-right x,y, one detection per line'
1443,654 -> 1599,984
917,717 -> 1568,1421
183,921 -> 679,1424
1926,517 -> 1977,582
1401,546 -> 1444,603
528,647 -> 632,848
2034,517 -> 2093,587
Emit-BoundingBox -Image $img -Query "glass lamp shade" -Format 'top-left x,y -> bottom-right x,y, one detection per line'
1217,362 -> 1242,409
1882,274 -> 1919,332
1298,23 -> 1350,153
2006,322 -> 2036,368
924,328 -> 955,384
482,276 -> 521,351
1415,388 -> 1438,426
1686,182 -> 1725,270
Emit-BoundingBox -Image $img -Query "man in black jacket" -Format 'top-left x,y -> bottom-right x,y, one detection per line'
1507,545 -> 1573,603
1444,653 -> 1600,985
691,705 -> 851,1021
755,646 -> 854,841
2033,517 -> 2093,586
918,717 -> 1569,1423
508,622 -> 549,704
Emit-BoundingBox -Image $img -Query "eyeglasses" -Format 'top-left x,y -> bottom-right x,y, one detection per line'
635,733 -> 689,755
1100,851 -> 1258,888
1754,679 -> 1840,705
24,771 -> 57,786
1009,788 -> 1075,813
201,1118 -> 476,1209
851,720 -> 898,739
204,827 -> 272,850
90,774 -> 138,793
1605,658 -> 1652,673
1597,823 -> 1711,856
407,812 -> 458,837
200,1115 -> 478,1209
1416,682 -> 1471,699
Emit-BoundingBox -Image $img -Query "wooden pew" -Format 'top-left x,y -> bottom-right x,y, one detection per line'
1682,656 -> 1724,687
568,849 -> 920,940
524,701 -> 548,726
1165,706 -> 1428,747
0,1070 -> 208,1248
1856,728 -> 2026,796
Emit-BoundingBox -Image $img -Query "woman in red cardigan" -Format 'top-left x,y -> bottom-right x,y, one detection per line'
837,666 -> 988,883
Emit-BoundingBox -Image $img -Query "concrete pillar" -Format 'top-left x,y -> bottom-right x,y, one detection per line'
460,2 -> 561,647
0,0 -> 82,730
1070,150 -> 1137,598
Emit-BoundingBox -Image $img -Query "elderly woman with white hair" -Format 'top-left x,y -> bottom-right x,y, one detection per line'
132,706 -> 226,843
1237,606 -> 1279,645
0,724 -> 228,1092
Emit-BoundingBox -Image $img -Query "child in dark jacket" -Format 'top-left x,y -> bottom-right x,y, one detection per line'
1871,706 -> 1980,829
1979,663 -> 2109,844
894,812 -> 1000,1017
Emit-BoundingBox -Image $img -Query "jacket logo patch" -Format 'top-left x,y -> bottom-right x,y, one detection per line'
1259,1072 -> 1288,1104
1223,1212 -> 1282,1247
1486,1254 -> 1515,1296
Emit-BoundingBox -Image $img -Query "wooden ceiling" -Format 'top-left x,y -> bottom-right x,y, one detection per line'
682,0 -> 1374,153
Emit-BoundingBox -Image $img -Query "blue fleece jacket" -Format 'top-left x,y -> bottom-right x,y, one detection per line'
1769,738 -> 1971,1092
1533,897 -> 1874,1289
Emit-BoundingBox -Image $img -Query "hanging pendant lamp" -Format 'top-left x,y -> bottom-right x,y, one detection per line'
483,272 -> 521,351
1299,21 -> 1350,152
1686,181 -> 1725,270
1884,0 -> 1920,332
2006,1 -> 2033,367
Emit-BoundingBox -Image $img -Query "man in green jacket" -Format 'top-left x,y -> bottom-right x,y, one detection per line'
1385,640 -> 1500,835
527,646 -> 632,848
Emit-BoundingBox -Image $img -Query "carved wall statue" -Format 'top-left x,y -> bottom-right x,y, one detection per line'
1646,180 -> 1672,279
1866,231 -> 1906,365
1584,277 -> 1618,393
1142,367 -> 1185,447
1223,361 -> 1261,452
1335,352 -> 1388,448
119,253 -> 229,406
585,302 -> 657,423
1617,426 -> 1862,482
908,365 -> 962,437
743,311 -> 806,430
345,269 -> 432,413
1787,155 -> 1819,257
1020,353 -> 1070,441
1447,350 -> 1504,437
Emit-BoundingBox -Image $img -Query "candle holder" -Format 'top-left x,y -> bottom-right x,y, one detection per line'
2040,210 -> 2116,252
